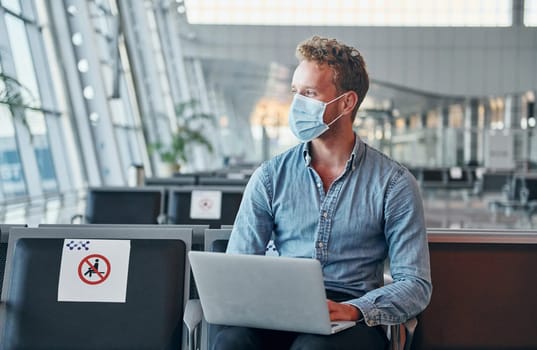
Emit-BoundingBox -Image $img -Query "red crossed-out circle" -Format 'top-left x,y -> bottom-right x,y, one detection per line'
77,254 -> 111,285
198,198 -> 213,211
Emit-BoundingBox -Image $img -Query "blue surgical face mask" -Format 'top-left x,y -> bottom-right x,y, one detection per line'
288,93 -> 346,142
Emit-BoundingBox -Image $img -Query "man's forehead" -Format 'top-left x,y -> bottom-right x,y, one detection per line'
296,59 -> 331,72
292,60 -> 334,85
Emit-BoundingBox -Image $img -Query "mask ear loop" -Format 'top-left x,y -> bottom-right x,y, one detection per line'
327,112 -> 345,127
325,93 -> 348,127
325,92 -> 347,105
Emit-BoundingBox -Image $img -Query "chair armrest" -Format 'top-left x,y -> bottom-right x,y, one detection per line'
0,301 -> 6,337
403,317 -> 418,350
183,299 -> 203,350
389,317 -> 418,350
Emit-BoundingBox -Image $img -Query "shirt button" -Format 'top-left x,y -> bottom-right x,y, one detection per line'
323,211 -> 328,218
318,242 -> 324,248
317,183 -> 321,188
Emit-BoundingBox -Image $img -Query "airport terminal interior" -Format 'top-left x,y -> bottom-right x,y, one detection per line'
1,1 -> 537,349
0,0 -> 536,229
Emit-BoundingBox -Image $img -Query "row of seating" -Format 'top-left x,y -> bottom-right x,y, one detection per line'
144,163 -> 258,188
78,185 -> 244,229
409,167 -> 537,221
408,167 -> 477,190
86,169 -> 537,232
0,224 -> 415,350
487,174 -> 537,221
145,174 -> 250,187
87,170 -> 537,231
410,166 -> 537,197
2,224 -> 537,349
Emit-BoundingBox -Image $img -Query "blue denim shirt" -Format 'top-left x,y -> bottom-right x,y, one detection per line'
227,135 -> 432,326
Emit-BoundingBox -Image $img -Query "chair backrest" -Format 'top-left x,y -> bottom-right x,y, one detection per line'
446,167 -> 473,185
39,224 -> 209,247
480,172 -> 512,193
515,174 -> 537,202
197,175 -> 250,187
508,176 -> 525,201
0,225 -> 26,296
526,176 -> 537,201
201,229 -> 232,350
167,186 -> 244,228
421,168 -> 447,188
85,187 -> 165,224
145,176 -> 198,187
447,167 -> 466,181
1,226 -> 192,350
204,228 -> 232,253
414,228 -> 537,350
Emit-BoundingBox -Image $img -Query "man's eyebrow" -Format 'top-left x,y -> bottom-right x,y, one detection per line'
291,85 -> 317,90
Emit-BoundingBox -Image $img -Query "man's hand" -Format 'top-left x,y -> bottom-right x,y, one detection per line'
327,300 -> 361,321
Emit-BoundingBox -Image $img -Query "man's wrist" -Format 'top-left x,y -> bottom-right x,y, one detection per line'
341,302 -> 363,322
346,304 -> 361,321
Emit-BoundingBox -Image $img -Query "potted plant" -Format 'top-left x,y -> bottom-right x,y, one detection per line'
151,99 -> 214,174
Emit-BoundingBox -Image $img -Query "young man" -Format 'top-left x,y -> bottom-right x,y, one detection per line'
216,36 -> 432,350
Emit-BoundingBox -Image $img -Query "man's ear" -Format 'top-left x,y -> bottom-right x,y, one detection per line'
343,91 -> 358,114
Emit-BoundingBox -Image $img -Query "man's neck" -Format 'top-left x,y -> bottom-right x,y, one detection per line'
310,131 -> 355,169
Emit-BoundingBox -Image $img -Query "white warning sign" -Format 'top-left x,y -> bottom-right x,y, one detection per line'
58,239 -> 131,303
190,190 -> 222,219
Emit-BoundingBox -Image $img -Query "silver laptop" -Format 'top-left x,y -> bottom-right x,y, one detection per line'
189,251 -> 356,335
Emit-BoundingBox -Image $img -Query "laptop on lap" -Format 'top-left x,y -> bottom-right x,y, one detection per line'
188,251 -> 356,335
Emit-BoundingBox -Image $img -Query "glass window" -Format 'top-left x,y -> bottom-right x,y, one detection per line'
35,0 -> 85,191
114,126 -> 133,173
525,0 -> 537,26
0,105 -> 27,198
1,0 -> 21,15
26,110 -> 58,193
185,0 -> 512,27
4,14 -> 41,109
5,13 -> 58,193
83,0 -> 147,181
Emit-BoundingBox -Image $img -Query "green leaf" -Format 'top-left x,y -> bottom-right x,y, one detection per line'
148,98 -> 215,167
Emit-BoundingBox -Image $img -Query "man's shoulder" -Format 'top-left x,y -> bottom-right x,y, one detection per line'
249,143 -> 304,184
363,143 -> 405,171
265,143 -> 305,168
361,143 -> 413,182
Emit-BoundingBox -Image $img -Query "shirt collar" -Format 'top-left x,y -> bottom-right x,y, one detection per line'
301,133 -> 364,170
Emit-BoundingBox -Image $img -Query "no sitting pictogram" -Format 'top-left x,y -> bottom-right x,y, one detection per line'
78,254 -> 111,285
198,198 -> 213,211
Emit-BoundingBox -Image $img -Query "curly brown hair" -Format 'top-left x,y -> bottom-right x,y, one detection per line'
296,36 -> 369,119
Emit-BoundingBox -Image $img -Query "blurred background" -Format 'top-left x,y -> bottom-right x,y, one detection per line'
0,0 -> 536,228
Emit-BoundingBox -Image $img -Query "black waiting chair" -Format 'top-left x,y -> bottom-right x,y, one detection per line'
77,186 -> 165,224
0,226 -> 197,350
0,225 -> 26,296
166,186 -> 244,228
